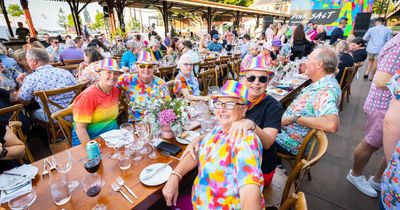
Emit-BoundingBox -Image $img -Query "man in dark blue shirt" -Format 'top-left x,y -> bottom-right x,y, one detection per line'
330,18 -> 347,45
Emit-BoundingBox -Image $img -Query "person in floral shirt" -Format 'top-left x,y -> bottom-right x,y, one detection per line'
381,70 -> 400,210
116,51 -> 169,122
275,46 -> 341,155
162,80 -> 264,209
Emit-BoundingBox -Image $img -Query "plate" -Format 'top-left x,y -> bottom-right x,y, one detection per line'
0,165 -> 38,191
139,163 -> 173,186
176,131 -> 201,145
268,88 -> 287,96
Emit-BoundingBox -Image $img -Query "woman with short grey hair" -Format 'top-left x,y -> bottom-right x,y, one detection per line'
120,40 -> 140,71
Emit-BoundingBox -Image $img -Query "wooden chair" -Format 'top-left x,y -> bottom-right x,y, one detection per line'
347,62 -> 363,97
63,59 -> 84,65
33,83 -> 86,144
339,66 -> 355,111
277,129 -> 328,181
0,104 -> 34,163
199,68 -> 218,96
51,106 -> 73,148
165,80 -> 175,98
192,61 -> 201,78
279,192 -> 308,210
231,58 -> 241,80
59,64 -> 79,71
218,56 -> 231,84
200,57 -> 216,73
158,65 -> 177,81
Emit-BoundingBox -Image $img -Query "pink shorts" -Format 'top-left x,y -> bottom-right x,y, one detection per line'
364,109 -> 386,148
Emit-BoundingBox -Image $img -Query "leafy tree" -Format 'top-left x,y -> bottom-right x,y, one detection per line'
83,7 -> 91,25
373,0 -> 396,16
91,11 -> 105,30
126,18 -> 141,31
67,13 -> 82,27
7,4 -> 23,17
57,8 -> 68,31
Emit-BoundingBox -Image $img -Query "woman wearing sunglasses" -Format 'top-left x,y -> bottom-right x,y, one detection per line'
163,80 -> 264,209
185,56 -> 283,187
116,51 -> 169,122
173,54 -> 209,101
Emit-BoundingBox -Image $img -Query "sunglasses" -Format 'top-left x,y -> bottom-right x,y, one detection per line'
138,64 -> 154,69
54,42 -> 60,44
213,100 -> 245,110
246,75 -> 269,83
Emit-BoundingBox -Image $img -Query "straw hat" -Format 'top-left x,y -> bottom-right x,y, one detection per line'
212,80 -> 249,104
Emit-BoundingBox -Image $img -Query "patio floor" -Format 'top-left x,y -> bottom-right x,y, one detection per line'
27,75 -> 382,210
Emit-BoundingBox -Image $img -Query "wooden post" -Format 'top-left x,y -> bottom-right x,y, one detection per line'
20,0 -> 36,37
162,1 -> 169,37
0,0 -> 14,37
256,14 -> 260,29
115,0 -> 126,32
207,7 -> 211,34
235,11 -> 240,27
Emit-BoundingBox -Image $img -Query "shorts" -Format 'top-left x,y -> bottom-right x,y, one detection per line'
364,109 -> 386,148
368,53 -> 378,60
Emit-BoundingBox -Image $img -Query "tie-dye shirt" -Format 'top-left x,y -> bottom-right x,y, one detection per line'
276,74 -> 341,155
173,72 -> 200,97
381,70 -> 400,210
116,74 -> 169,122
192,125 -> 264,209
71,85 -> 120,146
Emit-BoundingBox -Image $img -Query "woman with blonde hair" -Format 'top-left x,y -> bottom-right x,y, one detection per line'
335,40 -> 354,83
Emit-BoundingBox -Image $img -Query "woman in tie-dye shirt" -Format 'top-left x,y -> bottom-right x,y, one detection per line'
162,80 -> 264,209
71,58 -> 122,146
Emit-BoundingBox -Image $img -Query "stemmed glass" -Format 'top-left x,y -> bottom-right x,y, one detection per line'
52,150 -> 79,192
148,129 -> 160,159
136,121 -> 152,155
8,190 -> 37,210
120,123 -> 134,145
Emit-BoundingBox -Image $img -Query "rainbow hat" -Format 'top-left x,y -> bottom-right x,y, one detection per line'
240,56 -> 274,77
212,80 -> 249,104
96,58 -> 123,73
135,51 -> 158,65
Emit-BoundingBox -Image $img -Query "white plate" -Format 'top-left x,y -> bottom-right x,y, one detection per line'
176,131 -> 201,145
0,165 -> 38,191
139,163 -> 173,186
268,88 -> 287,96
99,129 -> 124,146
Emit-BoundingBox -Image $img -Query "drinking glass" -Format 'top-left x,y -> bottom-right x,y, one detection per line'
52,150 -> 79,192
201,119 -> 214,134
126,135 -> 144,161
148,129 -> 160,159
8,190 -> 37,210
81,173 -> 102,197
50,174 -> 71,206
118,148 -> 131,170
136,121 -> 151,155
120,123 -> 134,145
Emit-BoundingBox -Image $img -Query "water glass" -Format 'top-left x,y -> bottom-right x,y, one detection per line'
52,150 -> 79,192
8,190 -> 37,210
81,173 -> 102,194
118,150 -> 131,170
201,119 -> 214,134
50,174 -> 71,206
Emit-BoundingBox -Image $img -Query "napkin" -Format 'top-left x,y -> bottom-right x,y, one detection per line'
99,129 -> 124,145
0,181 -> 32,204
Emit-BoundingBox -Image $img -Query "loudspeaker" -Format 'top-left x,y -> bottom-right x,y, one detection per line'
353,12 -> 372,37
262,16 -> 274,33
103,6 -> 109,18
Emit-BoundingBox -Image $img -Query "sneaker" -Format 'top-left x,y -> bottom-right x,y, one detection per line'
368,176 -> 381,192
346,170 -> 378,198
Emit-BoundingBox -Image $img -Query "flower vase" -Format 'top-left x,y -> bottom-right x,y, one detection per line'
160,126 -> 174,139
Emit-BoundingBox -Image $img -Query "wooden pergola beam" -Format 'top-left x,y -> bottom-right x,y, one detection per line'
20,0 -> 36,37
0,0 -> 14,37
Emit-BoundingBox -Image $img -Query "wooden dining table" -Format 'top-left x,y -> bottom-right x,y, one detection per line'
269,77 -> 310,105
6,138 -> 190,210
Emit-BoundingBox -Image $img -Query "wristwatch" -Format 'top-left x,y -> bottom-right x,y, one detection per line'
292,113 -> 302,124
0,146 -> 8,158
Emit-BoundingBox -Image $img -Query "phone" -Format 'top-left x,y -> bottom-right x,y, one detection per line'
157,141 -> 182,156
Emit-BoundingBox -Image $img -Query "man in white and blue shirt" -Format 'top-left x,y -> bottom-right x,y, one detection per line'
46,36 -> 64,63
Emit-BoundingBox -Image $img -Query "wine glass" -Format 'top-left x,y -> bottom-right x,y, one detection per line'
148,128 -> 160,159
136,121 -> 152,155
52,150 -> 79,192
8,190 -> 37,210
126,134 -> 144,161
120,123 -> 134,145
82,155 -> 104,197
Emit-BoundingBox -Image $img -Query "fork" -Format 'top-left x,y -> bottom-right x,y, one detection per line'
45,158 -> 57,171
116,177 -> 138,199
111,183 -> 134,204
41,159 -> 49,178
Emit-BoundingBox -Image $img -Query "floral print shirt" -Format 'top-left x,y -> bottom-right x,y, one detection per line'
78,61 -> 100,86
276,74 -> 341,155
381,70 -> 400,210
192,125 -> 264,209
173,72 -> 200,97
116,74 -> 169,122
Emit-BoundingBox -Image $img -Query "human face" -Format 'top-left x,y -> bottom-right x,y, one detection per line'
98,70 -> 120,87
250,48 -> 259,56
304,50 -> 322,78
151,44 -> 159,51
215,97 -> 246,128
242,70 -> 269,99
52,40 -> 60,47
179,59 -> 193,76
44,35 -> 49,42
26,57 -> 38,70
137,64 -> 155,81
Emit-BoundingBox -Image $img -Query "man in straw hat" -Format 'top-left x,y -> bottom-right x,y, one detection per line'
72,58 -> 123,146
116,51 -> 169,122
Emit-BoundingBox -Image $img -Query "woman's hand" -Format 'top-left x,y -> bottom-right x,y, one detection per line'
182,135 -> 202,160
281,117 -> 294,126
162,175 -> 180,206
228,119 -> 255,142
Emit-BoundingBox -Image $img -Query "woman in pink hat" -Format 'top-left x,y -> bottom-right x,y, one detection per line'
163,80 -> 264,210
72,58 -> 123,146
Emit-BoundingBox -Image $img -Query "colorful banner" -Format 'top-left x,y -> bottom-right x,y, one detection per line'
290,0 -> 374,36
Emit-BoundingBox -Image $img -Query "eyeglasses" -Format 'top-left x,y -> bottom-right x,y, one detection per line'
138,64 -> 154,69
182,63 -> 194,67
246,75 -> 269,83
54,42 -> 60,44
213,100 -> 245,110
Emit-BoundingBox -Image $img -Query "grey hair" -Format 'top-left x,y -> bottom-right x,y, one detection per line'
26,48 -> 50,63
247,42 -> 258,51
178,53 -> 193,69
126,40 -> 139,51
313,46 -> 338,74
335,40 -> 349,53
0,43 -> 7,55
65,39 -> 76,48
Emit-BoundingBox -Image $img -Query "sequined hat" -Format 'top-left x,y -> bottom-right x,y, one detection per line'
135,51 -> 158,65
212,80 -> 249,104
96,58 -> 123,73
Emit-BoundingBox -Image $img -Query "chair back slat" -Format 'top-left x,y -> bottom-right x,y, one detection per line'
158,65 -> 177,81
63,59 -> 84,65
165,80 -> 175,98
199,68 -> 218,96
51,106 -> 73,147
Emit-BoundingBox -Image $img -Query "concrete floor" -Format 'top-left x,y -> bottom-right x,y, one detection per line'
27,75 -> 382,210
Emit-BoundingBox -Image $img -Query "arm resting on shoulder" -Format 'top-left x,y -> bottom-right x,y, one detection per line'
383,99 -> 400,162
254,126 -> 278,149
75,122 -> 91,144
239,184 -> 263,210
296,114 -> 339,133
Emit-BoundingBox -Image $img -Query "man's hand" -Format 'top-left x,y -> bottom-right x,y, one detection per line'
16,73 -> 26,84
228,119 -> 255,142
282,117 -> 294,126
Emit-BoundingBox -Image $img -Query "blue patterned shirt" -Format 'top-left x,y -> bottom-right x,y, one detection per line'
207,42 -> 223,52
18,64 -> 77,120
46,45 -> 64,62
276,74 -> 341,155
